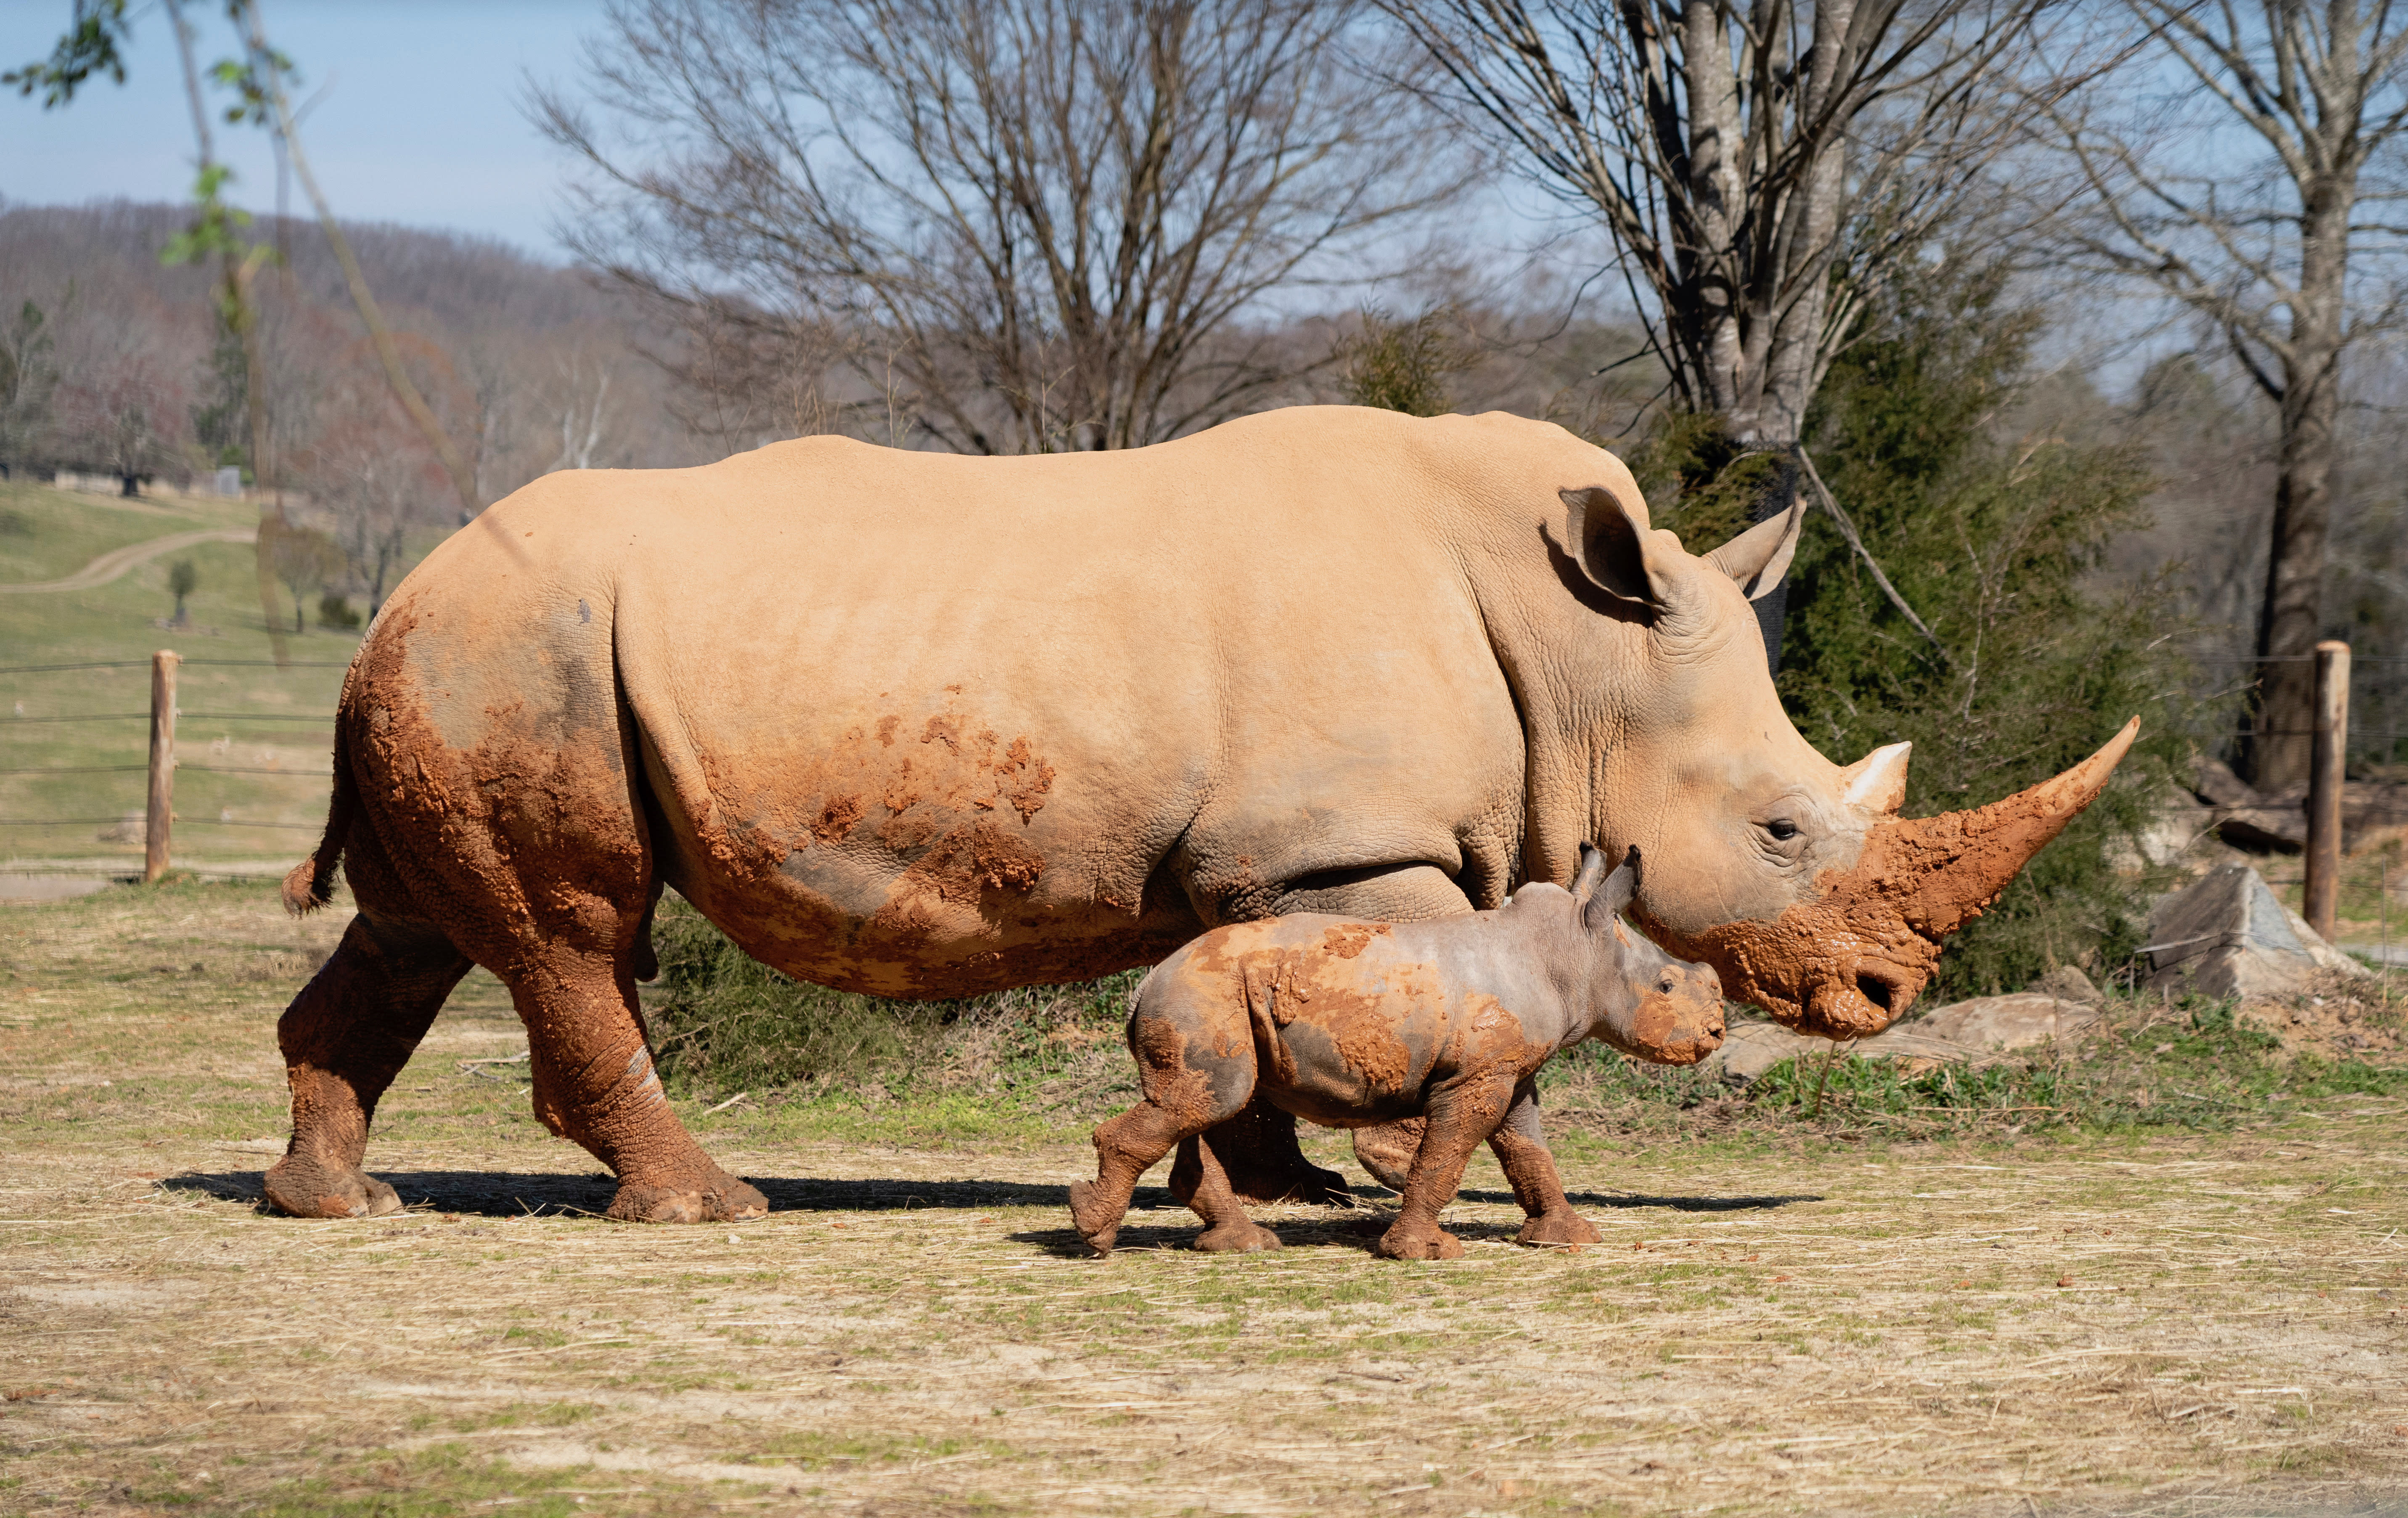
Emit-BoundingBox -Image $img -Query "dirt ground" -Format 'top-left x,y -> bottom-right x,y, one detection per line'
3,884 -> 2406,1517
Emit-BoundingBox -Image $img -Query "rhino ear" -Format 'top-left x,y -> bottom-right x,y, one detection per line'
1570,842 -> 1609,904
1584,846 -> 1641,933
1704,497 -> 1806,602
1561,485 -> 1678,611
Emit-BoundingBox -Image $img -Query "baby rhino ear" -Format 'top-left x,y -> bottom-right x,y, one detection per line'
1582,846 -> 1640,933
1569,842 -> 1609,904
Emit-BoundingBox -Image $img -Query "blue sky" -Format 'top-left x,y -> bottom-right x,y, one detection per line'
1,0 -> 604,257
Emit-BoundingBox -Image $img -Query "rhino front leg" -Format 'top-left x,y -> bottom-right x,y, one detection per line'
1376,1071 -> 1518,1261
506,948 -> 766,1224
1185,1099 -> 1350,1205
267,914 -> 471,1219
1487,1078 -> 1600,1247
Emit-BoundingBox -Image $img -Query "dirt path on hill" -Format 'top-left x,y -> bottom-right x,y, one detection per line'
0,526 -> 254,594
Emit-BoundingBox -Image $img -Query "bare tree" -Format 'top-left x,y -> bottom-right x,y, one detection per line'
534,0 -> 1458,454
298,368 -> 446,618
0,297 -> 60,478
53,328 -> 194,493
2034,0 -> 2408,790
1379,0 -> 2078,660
546,348 -> 618,472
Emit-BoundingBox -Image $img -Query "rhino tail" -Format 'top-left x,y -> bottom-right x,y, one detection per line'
282,710 -> 359,917
1244,970 -> 1299,1088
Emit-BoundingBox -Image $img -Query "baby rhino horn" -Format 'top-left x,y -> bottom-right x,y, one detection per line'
1871,718 -> 2140,938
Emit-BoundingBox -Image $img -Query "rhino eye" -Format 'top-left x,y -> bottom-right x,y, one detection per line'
1766,819 -> 1800,841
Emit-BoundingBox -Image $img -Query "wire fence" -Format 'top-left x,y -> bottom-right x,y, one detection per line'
2191,649 -> 2408,780
1,654 -> 349,871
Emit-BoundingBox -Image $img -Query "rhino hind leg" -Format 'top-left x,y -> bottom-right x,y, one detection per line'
266,914 -> 471,1219
1167,1135 -> 1281,1253
501,946 -> 766,1225
1350,1117 -> 1423,1194
1193,1098 -> 1351,1206
1073,997 -> 1267,1255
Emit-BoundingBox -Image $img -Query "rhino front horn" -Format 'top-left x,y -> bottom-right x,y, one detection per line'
1879,717 -> 2140,938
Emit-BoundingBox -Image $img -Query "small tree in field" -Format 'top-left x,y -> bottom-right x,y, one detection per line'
167,557 -> 196,626
262,519 -> 343,635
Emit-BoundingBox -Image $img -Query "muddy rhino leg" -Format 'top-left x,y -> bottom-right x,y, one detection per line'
1377,1073 -> 1519,1261
1487,1079 -> 1601,1247
503,946 -> 766,1224
1192,1099 -> 1349,1206
1071,1003 -> 1260,1256
265,915 -> 471,1219
1168,1134 -> 1281,1253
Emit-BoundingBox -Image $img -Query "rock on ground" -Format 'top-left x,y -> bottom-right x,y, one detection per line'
2144,862 -> 2374,1001
1703,975 -> 2105,1083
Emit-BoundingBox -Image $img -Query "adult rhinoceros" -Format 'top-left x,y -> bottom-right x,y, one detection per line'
268,405 -> 2133,1229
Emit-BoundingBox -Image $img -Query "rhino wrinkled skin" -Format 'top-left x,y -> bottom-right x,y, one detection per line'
266,405 -> 2133,1227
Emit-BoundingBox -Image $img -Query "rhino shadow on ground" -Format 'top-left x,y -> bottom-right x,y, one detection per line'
164,1169 -> 621,1217
1011,1186 -> 1826,1258
161,1171 -> 1821,1224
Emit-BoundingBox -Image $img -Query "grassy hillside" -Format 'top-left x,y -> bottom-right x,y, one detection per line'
0,480 -> 406,870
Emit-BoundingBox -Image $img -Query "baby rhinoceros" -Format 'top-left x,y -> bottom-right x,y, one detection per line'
1069,845 -> 1724,1261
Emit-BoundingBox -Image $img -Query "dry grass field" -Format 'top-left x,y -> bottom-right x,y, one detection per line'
3,881 -> 2406,1517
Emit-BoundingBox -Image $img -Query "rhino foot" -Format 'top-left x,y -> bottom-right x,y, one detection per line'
1376,1223 -> 1464,1261
1193,1219 -> 1281,1253
264,1151 -> 404,1220
1067,1179 -> 1123,1256
606,1173 -> 767,1224
1515,1209 -> 1602,1248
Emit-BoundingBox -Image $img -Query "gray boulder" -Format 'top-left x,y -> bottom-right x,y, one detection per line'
2142,862 -> 2373,999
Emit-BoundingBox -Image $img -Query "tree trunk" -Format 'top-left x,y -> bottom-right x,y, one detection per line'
2249,185 -> 2350,792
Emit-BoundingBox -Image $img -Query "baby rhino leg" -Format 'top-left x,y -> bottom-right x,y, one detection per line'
1169,1131 -> 1283,1253
1488,1078 -> 1601,1247
1070,998 -> 1256,1256
1379,1071 -> 1521,1261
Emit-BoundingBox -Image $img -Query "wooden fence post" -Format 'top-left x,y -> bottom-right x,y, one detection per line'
2304,640 -> 2350,942
144,649 -> 178,884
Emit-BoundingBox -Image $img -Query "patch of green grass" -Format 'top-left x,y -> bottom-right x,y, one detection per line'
437,1401 -> 600,1433
1537,989 -> 2405,1147
744,1429 -> 1010,1470
167,1444 -> 611,1517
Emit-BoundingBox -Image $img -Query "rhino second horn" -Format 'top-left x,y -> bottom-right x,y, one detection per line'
1839,741 -> 1911,815
1880,717 -> 2141,937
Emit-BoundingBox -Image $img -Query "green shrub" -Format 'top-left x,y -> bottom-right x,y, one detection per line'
315,592 -> 361,630
1336,305 -> 1474,417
